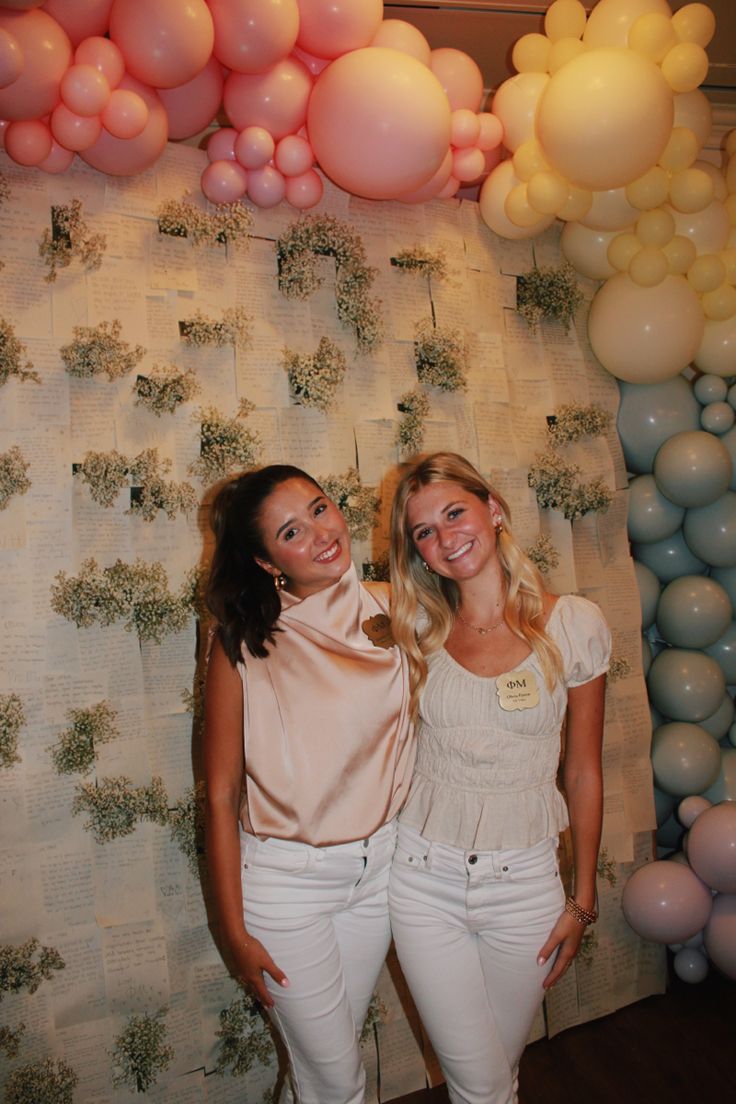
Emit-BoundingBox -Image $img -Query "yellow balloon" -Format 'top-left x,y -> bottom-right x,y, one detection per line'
726,132 -> 736,158
512,139 -> 549,182
608,231 -> 641,270
687,254 -> 727,293
727,155 -> 736,195
694,315 -> 736,375
479,160 -> 554,240
663,234 -> 698,274
669,167 -> 715,214
492,72 -> 549,153
583,0 -> 673,49
659,127 -> 699,171
726,195 -> 736,228
661,43 -> 709,93
512,33 -> 551,74
637,208 -> 675,246
671,3 -> 716,48
673,89 -> 712,150
630,245 -> 669,286
537,48 -> 674,190
702,283 -> 736,321
545,0 -> 587,42
579,186 -> 639,230
588,272 -> 705,383
527,169 -> 568,214
558,184 -> 593,221
721,249 -> 736,286
626,166 -> 670,210
548,37 -> 586,75
506,182 -> 548,226
561,221 -> 618,280
693,160 -> 727,202
628,13 -> 676,62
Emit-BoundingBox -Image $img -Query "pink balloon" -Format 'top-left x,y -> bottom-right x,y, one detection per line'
51,102 -> 102,151
291,44 -> 329,76
157,56 -> 224,140
209,0 -> 298,74
450,108 -> 480,149
37,136 -> 75,173
308,47 -> 451,200
207,126 -> 238,162
0,9 -> 72,121
430,47 -> 483,112
201,158 -> 248,203
224,57 -> 312,140
80,73 -> 167,175
102,89 -> 148,139
235,125 -> 275,169
0,118 -> 7,148
452,146 -> 485,183
296,0 -> 383,61
437,175 -> 460,200
4,117 -> 52,165
0,28 -> 23,90
704,892 -> 736,979
109,0 -> 214,89
247,164 -> 286,207
370,18 -> 431,66
0,1 -> 44,9
688,802 -> 736,892
75,36 -> 124,88
398,149 -> 453,204
285,167 -> 323,209
43,0 -> 113,47
622,859 -> 713,944
274,134 -> 313,176
477,112 -> 503,152
60,63 -> 110,116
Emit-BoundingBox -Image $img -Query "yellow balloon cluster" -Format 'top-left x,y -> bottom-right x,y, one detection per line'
480,0 -> 736,384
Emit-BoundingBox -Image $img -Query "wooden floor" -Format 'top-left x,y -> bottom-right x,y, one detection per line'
393,963 -> 735,1104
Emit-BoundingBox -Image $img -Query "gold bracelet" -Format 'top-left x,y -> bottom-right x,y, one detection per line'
565,895 -> 598,925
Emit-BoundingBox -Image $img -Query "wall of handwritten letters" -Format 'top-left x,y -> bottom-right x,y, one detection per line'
0,143 -> 664,1101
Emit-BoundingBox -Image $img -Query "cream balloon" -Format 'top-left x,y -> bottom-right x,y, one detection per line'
673,89 -> 712,150
561,221 -> 618,280
537,48 -> 674,191
588,272 -> 705,382
669,199 -> 730,255
659,126 -> 699,171
547,37 -> 586,74
479,159 -> 554,240
578,186 -> 639,231
491,72 -> 549,154
583,0 -> 672,49
694,316 -> 736,376
693,160 -> 728,202
370,19 -> 431,67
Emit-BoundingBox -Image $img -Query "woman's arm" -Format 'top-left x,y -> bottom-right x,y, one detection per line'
204,634 -> 288,1006
537,672 -> 606,989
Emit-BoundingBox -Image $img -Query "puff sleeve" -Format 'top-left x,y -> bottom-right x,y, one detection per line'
554,595 -> 612,688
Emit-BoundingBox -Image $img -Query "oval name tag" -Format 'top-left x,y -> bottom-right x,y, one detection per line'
496,669 -> 540,711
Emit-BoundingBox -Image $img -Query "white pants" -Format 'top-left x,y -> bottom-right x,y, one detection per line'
389,824 -> 565,1104
240,820 -> 397,1104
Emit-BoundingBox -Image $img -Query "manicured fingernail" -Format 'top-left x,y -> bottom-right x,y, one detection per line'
537,955 -> 546,966
281,978 -> 290,988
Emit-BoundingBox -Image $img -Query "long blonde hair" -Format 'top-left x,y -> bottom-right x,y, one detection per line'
390,452 -> 563,713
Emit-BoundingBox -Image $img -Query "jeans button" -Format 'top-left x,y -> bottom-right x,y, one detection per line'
502,865 -> 508,872
468,854 -> 478,864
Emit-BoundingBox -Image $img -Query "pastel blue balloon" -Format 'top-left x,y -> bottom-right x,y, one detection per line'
656,575 -> 732,649
635,560 -> 660,629
710,564 -> 736,607
699,691 -> 735,740
701,402 -> 735,435
654,785 -> 676,826
683,492 -> 736,567
617,377 -> 701,474
656,811 -> 686,850
728,722 -> 736,747
633,529 -> 706,583
704,621 -> 736,683
647,647 -> 725,722
653,430 -> 732,508
728,382 -> 736,410
627,474 -> 685,543
694,374 -> 728,404
702,747 -> 736,802
651,722 -> 721,796
717,423 -> 736,490
642,634 -> 652,676
673,947 -> 709,983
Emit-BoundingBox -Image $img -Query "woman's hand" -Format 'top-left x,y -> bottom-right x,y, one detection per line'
231,933 -> 290,1007
536,909 -> 588,990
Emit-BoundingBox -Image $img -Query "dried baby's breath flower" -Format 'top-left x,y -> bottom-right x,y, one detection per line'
0,446 -> 31,510
134,363 -> 200,416
0,318 -> 39,386
168,781 -> 205,875
181,673 -> 206,736
5,1057 -> 78,1104
277,215 -> 383,354
607,656 -> 631,683
597,847 -> 617,887
49,700 -> 119,776
179,564 -> 208,623
528,450 -> 611,521
524,533 -> 560,576
516,263 -> 583,333
75,450 -> 129,507
214,993 -> 276,1076
190,401 -> 261,484
390,245 -> 448,281
0,693 -> 24,769
111,1008 -> 174,1093
319,467 -> 380,541
0,939 -> 65,1000
414,318 -> 467,392
362,551 -> 390,583
360,993 -> 388,1043
73,775 -> 169,843
61,319 -> 145,381
158,196 -> 253,249
397,387 -> 430,456
0,1023 -> 25,1060
548,403 -> 612,446
283,336 -> 347,412
38,199 -> 106,282
179,306 -> 251,349
128,448 -> 198,522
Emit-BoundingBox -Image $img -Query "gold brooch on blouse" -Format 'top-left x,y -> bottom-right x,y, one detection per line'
362,614 -> 395,649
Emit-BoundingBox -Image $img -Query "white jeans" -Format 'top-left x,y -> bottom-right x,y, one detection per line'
389,824 -> 565,1104
240,820 -> 397,1104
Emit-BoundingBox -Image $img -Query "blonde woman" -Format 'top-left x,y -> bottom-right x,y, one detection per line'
388,453 -> 610,1104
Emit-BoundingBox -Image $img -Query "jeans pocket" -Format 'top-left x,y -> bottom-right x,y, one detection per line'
392,827 -> 429,869
241,835 -> 313,875
504,839 -> 559,883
